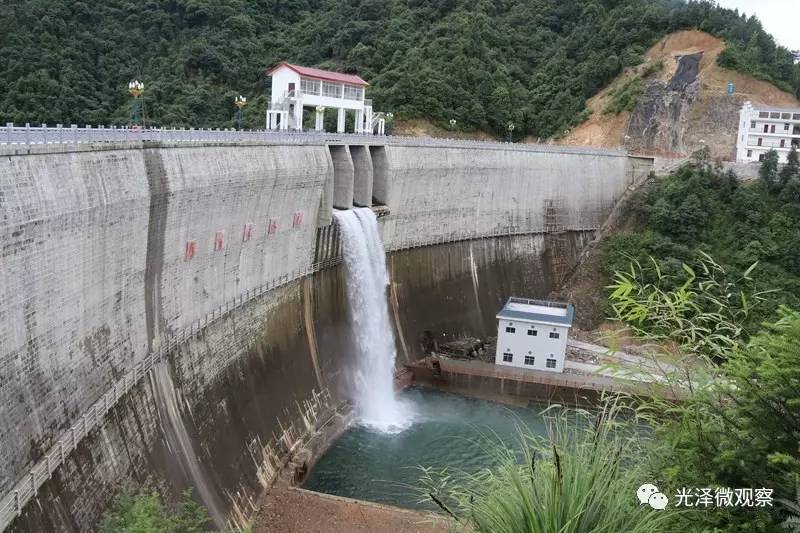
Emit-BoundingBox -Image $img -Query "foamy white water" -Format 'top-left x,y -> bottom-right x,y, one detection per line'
334,208 -> 412,433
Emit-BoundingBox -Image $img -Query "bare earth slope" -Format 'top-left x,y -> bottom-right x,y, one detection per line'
558,30 -> 799,159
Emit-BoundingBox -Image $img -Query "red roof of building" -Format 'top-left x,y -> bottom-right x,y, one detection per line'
267,62 -> 369,86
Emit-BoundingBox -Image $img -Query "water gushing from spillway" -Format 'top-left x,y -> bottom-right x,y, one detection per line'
334,208 -> 412,433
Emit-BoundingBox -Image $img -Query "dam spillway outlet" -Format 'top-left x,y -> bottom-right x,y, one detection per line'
304,387 -> 549,509
334,207 -> 412,432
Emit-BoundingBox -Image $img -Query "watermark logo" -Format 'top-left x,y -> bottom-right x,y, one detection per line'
637,484 -> 669,510
674,487 -> 773,508
637,485 -> 774,510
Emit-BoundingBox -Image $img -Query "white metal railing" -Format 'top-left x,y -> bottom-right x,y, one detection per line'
0,123 -> 627,157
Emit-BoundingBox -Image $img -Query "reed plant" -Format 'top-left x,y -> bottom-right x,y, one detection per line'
419,400 -> 673,533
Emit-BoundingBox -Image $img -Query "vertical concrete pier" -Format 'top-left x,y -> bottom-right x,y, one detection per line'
329,145 -> 354,209
369,145 -> 389,205
350,145 -> 373,207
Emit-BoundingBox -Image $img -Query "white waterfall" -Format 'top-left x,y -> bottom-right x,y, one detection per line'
334,208 -> 412,433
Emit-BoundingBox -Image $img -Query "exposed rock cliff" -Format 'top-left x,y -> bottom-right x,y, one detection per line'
559,30 -> 800,160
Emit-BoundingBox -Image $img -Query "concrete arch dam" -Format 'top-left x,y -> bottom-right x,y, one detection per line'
0,138 -> 652,531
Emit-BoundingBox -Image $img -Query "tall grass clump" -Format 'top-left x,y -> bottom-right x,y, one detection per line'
419,400 -> 672,533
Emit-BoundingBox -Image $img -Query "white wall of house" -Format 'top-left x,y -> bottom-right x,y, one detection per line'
494,319 -> 569,373
270,68 -> 300,102
736,102 -> 800,164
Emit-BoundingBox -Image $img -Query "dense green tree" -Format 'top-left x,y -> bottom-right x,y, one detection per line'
760,149 -> 781,193
780,146 -> 800,185
603,154 -> 800,331
0,0 -> 798,137
608,257 -> 800,531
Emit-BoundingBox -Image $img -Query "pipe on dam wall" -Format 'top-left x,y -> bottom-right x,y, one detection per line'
0,141 -> 651,531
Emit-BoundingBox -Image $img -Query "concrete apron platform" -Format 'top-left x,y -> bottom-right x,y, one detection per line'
408,357 -> 680,405
254,487 -> 451,532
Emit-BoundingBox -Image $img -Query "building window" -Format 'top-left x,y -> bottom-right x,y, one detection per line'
758,138 -> 763,146
300,78 -> 320,95
546,358 -> 557,369
750,121 -> 756,129
759,153 -> 766,162
771,112 -> 781,119
759,111 -> 769,118
771,125 -> 776,133
781,139 -> 786,148
782,113 -> 792,120
524,356 -> 535,366
322,81 -> 341,98
343,85 -> 363,100
793,114 -> 800,121
505,326 -> 516,333
503,352 -> 513,362
785,123 -> 791,131
549,331 -> 560,339
764,124 -> 769,133
747,150 -> 753,157
527,329 -> 537,336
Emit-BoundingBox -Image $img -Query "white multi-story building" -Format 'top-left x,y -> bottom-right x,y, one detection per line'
265,62 -> 384,134
494,298 -> 574,373
736,101 -> 800,163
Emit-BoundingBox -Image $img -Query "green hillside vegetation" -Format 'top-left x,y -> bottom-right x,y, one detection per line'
602,147 -> 800,336
1,0 -> 799,138
603,61 -> 663,115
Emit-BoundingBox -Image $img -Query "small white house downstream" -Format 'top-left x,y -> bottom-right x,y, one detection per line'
266,62 -> 385,134
494,298 -> 574,373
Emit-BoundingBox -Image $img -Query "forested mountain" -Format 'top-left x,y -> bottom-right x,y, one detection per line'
1,0 -> 798,138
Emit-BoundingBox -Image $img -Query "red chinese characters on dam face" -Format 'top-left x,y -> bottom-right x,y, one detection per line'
182,212 -> 305,261
185,240 -> 197,261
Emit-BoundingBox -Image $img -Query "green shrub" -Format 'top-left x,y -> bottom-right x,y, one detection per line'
641,60 -> 664,79
604,77 -> 645,115
607,255 -> 800,531
100,485 -> 211,533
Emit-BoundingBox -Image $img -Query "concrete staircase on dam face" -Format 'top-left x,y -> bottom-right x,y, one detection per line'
0,138 -> 653,532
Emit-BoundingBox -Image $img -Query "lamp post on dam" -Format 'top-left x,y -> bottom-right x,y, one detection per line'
128,80 -> 144,129
235,95 -> 247,130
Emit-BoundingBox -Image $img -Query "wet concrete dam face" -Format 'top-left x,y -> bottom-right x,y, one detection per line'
0,140 -> 652,531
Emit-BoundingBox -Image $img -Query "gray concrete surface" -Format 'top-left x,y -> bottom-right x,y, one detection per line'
329,145 -> 354,209
349,145 -> 373,207
0,140 -> 652,531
